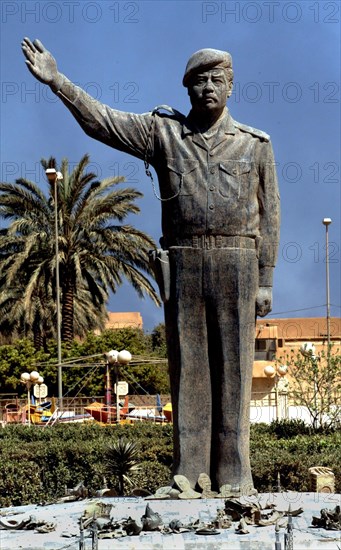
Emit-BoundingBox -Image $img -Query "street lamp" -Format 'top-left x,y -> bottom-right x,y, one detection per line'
300,341 -> 319,428
104,349 -> 132,423
264,364 -> 288,420
46,168 -> 63,410
322,218 -> 332,354
20,371 -> 44,425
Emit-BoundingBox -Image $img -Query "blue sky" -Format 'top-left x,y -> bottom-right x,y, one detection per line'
1,0 -> 340,333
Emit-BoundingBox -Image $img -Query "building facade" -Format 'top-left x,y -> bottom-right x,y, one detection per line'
251,317 -> 340,423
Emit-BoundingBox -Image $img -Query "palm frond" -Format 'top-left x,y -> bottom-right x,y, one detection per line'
0,154 -> 159,343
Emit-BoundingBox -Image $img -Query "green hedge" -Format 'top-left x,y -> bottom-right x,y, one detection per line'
0,422 -> 339,506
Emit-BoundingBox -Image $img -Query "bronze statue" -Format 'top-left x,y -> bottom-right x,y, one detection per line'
22,40 -> 280,493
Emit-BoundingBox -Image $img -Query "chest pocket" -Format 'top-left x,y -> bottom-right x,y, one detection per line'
166,158 -> 198,197
218,160 -> 251,199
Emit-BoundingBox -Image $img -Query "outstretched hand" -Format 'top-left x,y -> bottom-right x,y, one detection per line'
21,38 -> 58,85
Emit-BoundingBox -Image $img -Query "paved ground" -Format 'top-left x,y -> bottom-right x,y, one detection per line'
0,492 -> 340,549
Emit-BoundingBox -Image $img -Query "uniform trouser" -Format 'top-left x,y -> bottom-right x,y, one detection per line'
164,245 -> 258,492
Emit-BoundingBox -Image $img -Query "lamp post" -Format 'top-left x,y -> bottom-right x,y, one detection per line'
322,218 -> 332,356
104,349 -> 132,423
46,168 -> 63,410
300,342 -> 319,428
103,349 -> 118,424
264,364 -> 288,420
20,371 -> 44,425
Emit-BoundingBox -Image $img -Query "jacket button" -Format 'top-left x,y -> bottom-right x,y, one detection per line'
210,167 -> 215,174
209,186 -> 215,191
209,204 -> 214,210
232,168 -> 237,175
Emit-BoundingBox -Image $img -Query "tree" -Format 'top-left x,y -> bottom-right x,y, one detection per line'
0,154 -> 160,345
0,326 -> 170,396
150,323 -> 167,358
0,339 -> 50,394
104,438 -> 141,495
277,345 -> 341,430
0,276 -> 54,349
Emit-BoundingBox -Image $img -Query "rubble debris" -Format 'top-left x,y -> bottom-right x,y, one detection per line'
0,518 -> 28,530
56,481 -> 89,502
93,517 -> 112,530
130,488 -> 152,497
61,530 -> 77,538
94,488 -> 118,498
257,510 -> 284,526
122,517 -> 143,536
72,493 -> 306,540
168,519 -> 184,532
146,485 -> 181,500
235,517 -> 250,534
141,503 -> 163,530
224,498 -> 259,522
66,481 -> 88,499
312,505 -> 341,530
174,474 -> 201,499
99,528 -> 126,539
0,515 -> 56,532
178,489 -> 202,499
83,501 -> 112,519
34,521 -> 56,533
280,506 -> 304,518
148,474 -> 260,500
195,527 -> 220,535
219,484 -> 237,498
213,508 -> 232,529
197,473 -> 218,498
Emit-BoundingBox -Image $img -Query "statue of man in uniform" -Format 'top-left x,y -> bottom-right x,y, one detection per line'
22,40 -> 280,493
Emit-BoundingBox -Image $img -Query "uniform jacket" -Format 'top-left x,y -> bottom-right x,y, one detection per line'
54,77 -> 280,286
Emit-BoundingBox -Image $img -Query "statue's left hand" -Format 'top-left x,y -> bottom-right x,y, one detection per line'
256,287 -> 272,317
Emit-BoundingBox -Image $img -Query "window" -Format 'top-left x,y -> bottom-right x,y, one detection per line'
254,339 -> 277,361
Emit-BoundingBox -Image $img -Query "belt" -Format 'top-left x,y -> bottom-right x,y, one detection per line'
168,235 -> 256,250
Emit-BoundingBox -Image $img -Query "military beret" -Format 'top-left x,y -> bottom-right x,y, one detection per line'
183,48 -> 232,87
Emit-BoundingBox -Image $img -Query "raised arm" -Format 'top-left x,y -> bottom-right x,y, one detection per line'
21,38 -> 152,161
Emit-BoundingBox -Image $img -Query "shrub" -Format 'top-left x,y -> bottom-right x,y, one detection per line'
131,461 -> 171,494
0,459 -> 42,507
250,431 -> 341,493
0,423 -> 339,506
268,418 -> 311,438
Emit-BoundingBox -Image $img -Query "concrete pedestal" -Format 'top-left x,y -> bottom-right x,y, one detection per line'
0,493 -> 340,549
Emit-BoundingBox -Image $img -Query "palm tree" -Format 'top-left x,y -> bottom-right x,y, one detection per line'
0,273 -> 54,349
104,438 -> 141,496
0,154 -> 159,345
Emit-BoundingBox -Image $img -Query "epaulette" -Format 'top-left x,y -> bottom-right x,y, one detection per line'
234,120 -> 270,142
151,105 -> 186,122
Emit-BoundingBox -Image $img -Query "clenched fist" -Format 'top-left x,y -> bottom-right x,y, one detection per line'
256,287 -> 272,317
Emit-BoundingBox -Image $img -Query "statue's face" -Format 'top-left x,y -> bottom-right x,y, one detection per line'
188,69 -> 230,117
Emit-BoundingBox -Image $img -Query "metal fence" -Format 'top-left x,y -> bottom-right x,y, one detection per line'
250,390 -> 341,425
0,391 -> 340,426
